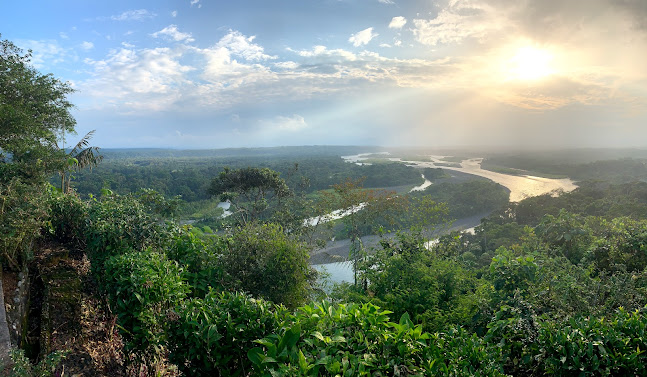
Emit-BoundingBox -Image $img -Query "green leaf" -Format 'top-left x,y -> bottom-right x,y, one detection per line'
248,347 -> 265,366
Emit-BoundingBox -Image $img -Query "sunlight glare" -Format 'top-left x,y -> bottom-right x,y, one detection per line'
508,46 -> 554,81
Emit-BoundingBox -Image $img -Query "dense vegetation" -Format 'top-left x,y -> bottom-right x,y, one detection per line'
3,35 -> 647,377
37,187 -> 647,376
68,154 -> 425,202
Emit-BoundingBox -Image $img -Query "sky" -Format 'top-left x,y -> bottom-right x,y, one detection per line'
1,0 -> 646,149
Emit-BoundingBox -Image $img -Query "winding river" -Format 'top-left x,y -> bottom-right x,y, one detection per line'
316,153 -> 579,284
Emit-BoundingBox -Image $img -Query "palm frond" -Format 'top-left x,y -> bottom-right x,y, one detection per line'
70,130 -> 96,156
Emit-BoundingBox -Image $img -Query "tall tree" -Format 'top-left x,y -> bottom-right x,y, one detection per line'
207,167 -> 291,225
321,178 -> 408,286
0,36 -> 77,271
0,35 -> 75,182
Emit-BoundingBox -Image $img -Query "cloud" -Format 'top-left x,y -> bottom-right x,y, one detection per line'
378,0 -> 395,4
259,115 -> 308,132
190,0 -> 202,8
412,4 -> 500,46
81,41 -> 94,50
274,61 -> 299,69
151,25 -> 195,43
402,0 -> 647,111
81,46 -> 193,111
17,39 -> 71,69
215,31 -> 275,60
59,32 -> 69,40
171,10 -> 178,17
111,9 -> 156,21
348,27 -> 378,47
388,16 -> 407,29
292,45 -> 357,61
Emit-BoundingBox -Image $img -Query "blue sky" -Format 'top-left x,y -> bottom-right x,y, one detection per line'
2,0 -> 647,148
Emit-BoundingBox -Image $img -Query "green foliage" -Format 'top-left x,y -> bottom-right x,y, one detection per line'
3,349 -> 67,377
0,179 -> 49,270
103,250 -> 189,367
208,167 -> 291,224
359,231 -> 480,332
536,308 -> 647,376
420,180 -> 510,219
485,299 -> 539,375
166,229 -> 226,297
589,217 -> 647,273
46,188 -> 88,245
57,130 -> 103,193
70,152 -> 423,202
321,178 -> 408,285
489,249 -> 538,301
0,35 -> 75,182
222,223 -> 314,308
248,301 -> 507,376
536,210 -> 592,264
167,290 -> 281,376
84,191 -> 175,270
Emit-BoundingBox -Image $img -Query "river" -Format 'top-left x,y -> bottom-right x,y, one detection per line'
317,152 -> 579,283
343,153 -> 578,202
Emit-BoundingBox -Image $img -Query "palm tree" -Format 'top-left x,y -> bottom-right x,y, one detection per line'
58,130 -> 103,193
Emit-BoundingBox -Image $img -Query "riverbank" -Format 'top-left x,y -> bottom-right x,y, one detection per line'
309,211 -> 489,264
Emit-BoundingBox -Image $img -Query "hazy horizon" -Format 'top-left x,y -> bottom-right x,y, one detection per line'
2,0 -> 646,149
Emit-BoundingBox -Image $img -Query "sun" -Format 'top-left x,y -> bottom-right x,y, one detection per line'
507,46 -> 554,81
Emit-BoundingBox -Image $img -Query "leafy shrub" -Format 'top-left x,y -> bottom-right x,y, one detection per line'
167,290 -> 281,376
103,250 -> 189,368
166,229 -> 226,297
248,301 -> 507,376
359,231 -> 480,332
222,223 -> 314,308
46,188 -> 88,245
2,349 -> 67,377
589,217 -> 647,273
489,249 -> 537,302
537,308 -> 647,376
485,299 -> 540,375
85,193 -> 174,270
0,178 -> 49,270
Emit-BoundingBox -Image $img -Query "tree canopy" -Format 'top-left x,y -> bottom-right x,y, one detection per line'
0,35 -> 75,181
207,167 -> 291,224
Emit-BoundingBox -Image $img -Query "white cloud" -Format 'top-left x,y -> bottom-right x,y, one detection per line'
151,25 -> 195,43
59,32 -> 69,39
380,43 -> 392,48
412,6 -> 499,46
259,115 -> 308,132
216,31 -> 275,60
274,61 -> 299,69
195,31 -> 277,89
190,0 -> 202,8
388,16 -> 407,29
81,41 -> 94,50
292,45 -> 357,61
378,0 -> 395,4
111,9 -> 157,21
171,10 -> 178,17
348,27 -> 378,47
17,39 -> 70,68
81,46 -> 194,111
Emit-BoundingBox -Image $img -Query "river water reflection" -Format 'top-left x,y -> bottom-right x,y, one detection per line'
319,153 -> 580,283
343,153 -> 578,202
